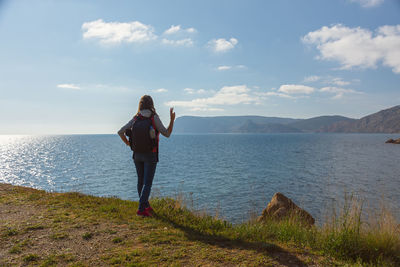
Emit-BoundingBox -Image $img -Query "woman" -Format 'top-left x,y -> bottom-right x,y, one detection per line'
118,95 -> 175,217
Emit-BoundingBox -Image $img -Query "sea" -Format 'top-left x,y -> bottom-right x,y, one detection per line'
1,134 -> 399,224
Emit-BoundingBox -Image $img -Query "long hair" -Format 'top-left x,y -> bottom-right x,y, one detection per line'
137,95 -> 156,115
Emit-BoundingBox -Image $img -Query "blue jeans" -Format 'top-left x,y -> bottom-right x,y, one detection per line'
133,152 -> 158,211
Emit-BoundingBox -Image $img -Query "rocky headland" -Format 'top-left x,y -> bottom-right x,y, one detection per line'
1,184 -> 399,266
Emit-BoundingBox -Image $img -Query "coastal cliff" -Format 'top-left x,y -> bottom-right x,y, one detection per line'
321,105 -> 400,133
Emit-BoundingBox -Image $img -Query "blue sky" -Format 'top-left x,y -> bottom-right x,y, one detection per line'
0,0 -> 399,134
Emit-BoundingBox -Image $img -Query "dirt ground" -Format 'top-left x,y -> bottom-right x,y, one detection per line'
0,183 -> 340,266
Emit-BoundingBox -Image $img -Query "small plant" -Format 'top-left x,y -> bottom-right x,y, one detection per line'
52,217 -> 62,223
50,232 -> 68,240
23,254 -> 40,262
41,255 -> 57,266
26,224 -> 45,231
105,228 -> 117,234
82,232 -> 93,240
130,249 -> 141,257
2,227 -> 18,237
112,237 -> 123,243
9,239 -> 30,254
100,205 -> 119,213
27,193 -> 41,201
56,253 -> 76,262
110,257 -> 122,265
9,245 -> 22,254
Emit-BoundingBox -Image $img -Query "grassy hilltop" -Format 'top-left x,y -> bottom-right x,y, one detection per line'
0,183 -> 399,266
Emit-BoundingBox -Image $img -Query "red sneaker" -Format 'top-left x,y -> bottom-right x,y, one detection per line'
136,210 -> 152,217
145,206 -> 154,213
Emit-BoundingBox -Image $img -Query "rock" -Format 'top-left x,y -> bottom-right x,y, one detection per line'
258,192 -> 315,226
385,138 -> 400,144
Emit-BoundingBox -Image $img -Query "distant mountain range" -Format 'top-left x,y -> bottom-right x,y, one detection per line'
174,105 -> 400,133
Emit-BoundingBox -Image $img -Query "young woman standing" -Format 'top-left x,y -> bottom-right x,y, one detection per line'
118,95 -> 175,216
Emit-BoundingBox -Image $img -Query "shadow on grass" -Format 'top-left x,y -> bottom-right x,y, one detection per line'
154,212 -> 307,267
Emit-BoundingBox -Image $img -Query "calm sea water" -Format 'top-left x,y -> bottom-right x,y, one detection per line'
1,134 -> 399,224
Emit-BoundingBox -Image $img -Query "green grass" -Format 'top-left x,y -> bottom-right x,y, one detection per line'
50,232 -> 69,240
1,184 -> 399,266
23,253 -> 40,262
82,232 -> 93,240
37,253 -> 76,266
149,195 -> 400,266
112,237 -> 123,243
2,227 -> 19,237
9,239 -> 30,254
26,224 -> 45,231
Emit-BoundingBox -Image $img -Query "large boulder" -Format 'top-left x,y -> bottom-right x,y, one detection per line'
385,138 -> 400,144
258,192 -> 315,226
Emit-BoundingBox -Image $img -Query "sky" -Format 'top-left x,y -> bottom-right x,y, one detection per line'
0,0 -> 399,134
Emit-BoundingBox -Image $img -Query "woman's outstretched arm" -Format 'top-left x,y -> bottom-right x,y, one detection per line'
167,107 -> 175,136
154,107 -> 175,137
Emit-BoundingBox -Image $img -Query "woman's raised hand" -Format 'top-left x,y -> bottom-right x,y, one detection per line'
170,107 -> 176,121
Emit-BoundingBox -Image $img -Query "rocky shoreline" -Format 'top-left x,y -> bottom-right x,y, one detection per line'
385,138 -> 400,144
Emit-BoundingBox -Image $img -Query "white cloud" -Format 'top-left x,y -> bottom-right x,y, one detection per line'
258,84 -> 361,100
190,107 -> 224,112
216,65 -> 247,71
183,88 -> 195,94
57,84 -> 80,90
161,25 -> 196,47
331,78 -> 351,86
154,88 -> 168,93
208,38 -> 238,52
350,0 -> 384,8
278,84 -> 315,94
303,24 -> 400,74
320,87 -> 357,93
163,25 -> 197,35
175,83 -> 360,106
183,88 -> 207,94
82,19 -> 156,44
164,25 -> 180,35
217,65 -> 232,71
304,75 -> 352,86
82,20 -> 199,48
161,38 -> 193,46
168,85 -> 258,110
303,75 -> 321,83
320,86 -> 361,99
256,91 -> 294,99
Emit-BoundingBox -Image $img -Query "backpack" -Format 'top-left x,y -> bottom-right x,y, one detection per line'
125,114 -> 158,153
